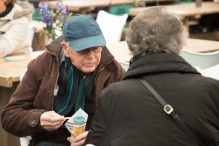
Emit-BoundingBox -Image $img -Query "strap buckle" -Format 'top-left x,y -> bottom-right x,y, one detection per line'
164,104 -> 173,114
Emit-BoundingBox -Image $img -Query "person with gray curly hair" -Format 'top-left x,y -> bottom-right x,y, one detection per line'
126,7 -> 188,56
83,7 -> 219,146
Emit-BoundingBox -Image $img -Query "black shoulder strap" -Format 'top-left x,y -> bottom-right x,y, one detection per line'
136,77 -> 206,146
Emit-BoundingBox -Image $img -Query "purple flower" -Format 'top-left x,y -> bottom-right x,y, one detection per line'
56,5 -> 62,13
39,3 -> 48,9
59,15 -> 64,21
62,7 -> 69,15
56,1 -> 65,13
39,0 -> 72,40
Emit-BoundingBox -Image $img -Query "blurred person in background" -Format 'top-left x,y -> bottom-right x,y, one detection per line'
0,0 -> 34,58
84,7 -> 219,146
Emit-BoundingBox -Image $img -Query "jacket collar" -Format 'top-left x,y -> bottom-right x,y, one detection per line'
45,35 -> 63,62
100,46 -> 114,66
13,1 -> 34,19
122,53 -> 200,80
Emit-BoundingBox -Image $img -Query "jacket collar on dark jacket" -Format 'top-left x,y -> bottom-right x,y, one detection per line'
122,53 -> 200,80
45,35 -> 115,68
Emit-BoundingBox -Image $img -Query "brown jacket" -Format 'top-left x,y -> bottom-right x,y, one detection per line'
1,36 -> 125,145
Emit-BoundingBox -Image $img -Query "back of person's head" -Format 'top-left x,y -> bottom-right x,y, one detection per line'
5,0 -> 16,6
126,7 -> 188,56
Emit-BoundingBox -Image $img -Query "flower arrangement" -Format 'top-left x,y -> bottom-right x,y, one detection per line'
39,0 -> 72,40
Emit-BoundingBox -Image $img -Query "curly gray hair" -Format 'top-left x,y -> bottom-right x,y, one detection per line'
126,7 -> 188,56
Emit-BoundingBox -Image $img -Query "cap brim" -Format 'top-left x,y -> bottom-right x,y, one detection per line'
68,34 -> 106,51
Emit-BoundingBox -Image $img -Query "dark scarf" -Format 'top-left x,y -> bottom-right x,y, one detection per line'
54,57 -> 85,116
0,4 -> 13,18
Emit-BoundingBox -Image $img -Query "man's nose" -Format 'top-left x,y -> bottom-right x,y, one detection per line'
86,49 -> 94,58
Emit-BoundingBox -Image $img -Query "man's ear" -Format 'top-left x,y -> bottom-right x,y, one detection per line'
61,42 -> 70,57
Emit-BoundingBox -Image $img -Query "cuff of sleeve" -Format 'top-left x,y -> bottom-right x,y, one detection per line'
28,109 -> 46,129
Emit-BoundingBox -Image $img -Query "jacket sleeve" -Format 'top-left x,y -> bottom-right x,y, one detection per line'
84,96 -> 108,146
1,59 -> 46,137
0,17 -> 29,58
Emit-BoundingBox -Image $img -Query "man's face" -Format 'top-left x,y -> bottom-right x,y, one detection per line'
62,43 -> 102,73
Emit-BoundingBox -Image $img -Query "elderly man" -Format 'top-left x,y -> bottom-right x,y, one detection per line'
1,14 -> 125,146
83,7 -> 219,146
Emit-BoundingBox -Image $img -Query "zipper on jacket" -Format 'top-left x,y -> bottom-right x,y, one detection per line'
52,61 -> 59,110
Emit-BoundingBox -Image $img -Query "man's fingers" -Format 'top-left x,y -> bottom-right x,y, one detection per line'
40,111 -> 65,131
41,112 -> 65,122
71,138 -> 85,146
67,137 -> 71,141
49,116 -> 65,122
41,120 -> 63,127
74,131 -> 89,142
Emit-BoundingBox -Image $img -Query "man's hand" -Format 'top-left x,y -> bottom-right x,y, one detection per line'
67,131 -> 89,146
40,111 -> 65,131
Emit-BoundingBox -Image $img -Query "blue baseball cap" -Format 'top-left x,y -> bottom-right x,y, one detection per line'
63,14 -> 106,51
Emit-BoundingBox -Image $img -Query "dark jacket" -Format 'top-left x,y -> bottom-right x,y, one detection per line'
84,53 -> 219,146
1,36 -> 125,145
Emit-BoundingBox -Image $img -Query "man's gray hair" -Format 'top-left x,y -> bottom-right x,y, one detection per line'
125,7 -> 188,56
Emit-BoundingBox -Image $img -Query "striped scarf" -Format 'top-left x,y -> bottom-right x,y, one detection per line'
54,57 -> 85,116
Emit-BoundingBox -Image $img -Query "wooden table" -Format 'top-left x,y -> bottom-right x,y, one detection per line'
1,38 -> 219,146
0,51 -> 44,88
129,1 -> 219,30
44,0 -> 135,14
106,38 -> 219,62
184,38 -> 219,53
45,0 -> 176,14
